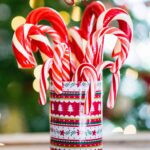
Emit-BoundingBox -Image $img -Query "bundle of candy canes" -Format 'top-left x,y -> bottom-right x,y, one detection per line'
12,1 -> 133,114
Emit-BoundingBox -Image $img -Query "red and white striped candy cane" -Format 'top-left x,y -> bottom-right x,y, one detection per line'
84,32 -> 101,66
37,25 -> 62,44
52,43 -> 68,94
70,1 -> 106,72
12,24 -> 52,69
70,1 -> 105,72
62,47 -> 71,81
80,1 -> 105,40
69,27 -> 84,73
39,44 -> 70,104
26,7 -> 69,44
64,0 -> 92,5
39,58 -> 53,105
94,27 -> 130,109
38,25 -> 71,81
26,7 -> 71,81
96,8 -> 133,42
92,27 -> 130,70
95,8 -> 133,67
74,63 -> 98,114
97,61 -> 120,109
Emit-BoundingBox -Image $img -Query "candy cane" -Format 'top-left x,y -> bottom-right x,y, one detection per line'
69,1 -> 105,71
69,27 -> 84,72
80,1 -> 106,71
37,25 -> 62,44
70,1 -> 105,71
40,44 -> 70,104
84,39 -> 94,65
26,7 -> 69,44
39,58 -> 53,105
94,27 -> 130,109
91,27 -> 130,70
64,0 -> 92,5
26,7 -> 71,81
74,63 -> 98,114
97,61 -> 120,109
62,48 -> 71,81
80,1 -> 105,40
95,8 -> 133,68
38,25 -> 71,81
52,43 -> 68,94
96,8 -> 133,42
12,24 -> 52,68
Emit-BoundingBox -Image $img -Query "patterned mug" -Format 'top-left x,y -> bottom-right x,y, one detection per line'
50,81 -> 102,150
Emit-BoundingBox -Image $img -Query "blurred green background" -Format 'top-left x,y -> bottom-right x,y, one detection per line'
0,0 -> 150,134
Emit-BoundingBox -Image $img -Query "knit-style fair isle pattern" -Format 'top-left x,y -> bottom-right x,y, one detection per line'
50,81 -> 102,150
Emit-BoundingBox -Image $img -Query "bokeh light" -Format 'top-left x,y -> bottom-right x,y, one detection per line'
59,11 -> 70,25
113,0 -> 126,6
126,68 -> 139,79
0,143 -> 5,147
112,127 -> 123,133
11,16 -> 26,31
124,124 -> 137,135
29,0 -> 45,9
33,78 -> 49,93
0,4 -> 11,21
103,34 -> 118,55
71,6 -> 81,22
34,65 -> 43,80
33,79 -> 40,92
120,77 -> 146,98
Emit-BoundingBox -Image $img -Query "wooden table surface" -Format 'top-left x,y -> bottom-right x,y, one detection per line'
0,132 -> 150,150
